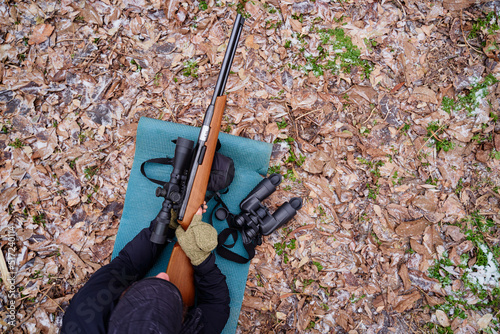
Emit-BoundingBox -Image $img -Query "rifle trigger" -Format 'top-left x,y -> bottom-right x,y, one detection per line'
198,145 -> 206,164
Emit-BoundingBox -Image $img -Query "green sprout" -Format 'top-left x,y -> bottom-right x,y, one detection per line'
154,72 -> 162,86
130,59 -> 142,71
426,122 -> 454,152
84,166 -> 99,180
276,118 -> 288,129
8,138 -> 25,148
182,59 -> 198,78
198,0 -> 208,10
312,261 -> 323,271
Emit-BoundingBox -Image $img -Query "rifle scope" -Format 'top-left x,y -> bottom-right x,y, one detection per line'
150,137 -> 194,244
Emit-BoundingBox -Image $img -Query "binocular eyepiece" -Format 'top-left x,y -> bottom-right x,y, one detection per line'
229,174 -> 302,242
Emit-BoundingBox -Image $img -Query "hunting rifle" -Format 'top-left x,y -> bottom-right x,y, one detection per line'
149,14 -> 245,306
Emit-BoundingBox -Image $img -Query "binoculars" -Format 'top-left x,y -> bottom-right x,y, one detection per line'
223,174 -> 303,242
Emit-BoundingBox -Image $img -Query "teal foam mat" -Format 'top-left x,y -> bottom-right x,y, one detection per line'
112,117 -> 272,334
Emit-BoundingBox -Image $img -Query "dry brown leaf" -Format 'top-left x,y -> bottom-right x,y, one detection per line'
302,151 -> 330,174
394,291 -> 421,312
439,194 -> 466,219
456,240 -> 474,255
443,0 -> 491,11
409,86 -> 438,105
118,123 -> 138,137
28,24 -> 54,45
424,293 -> 444,307
346,85 -> 378,105
436,310 -> 450,327
208,21 -> 224,46
242,295 -> 269,311
409,269 -> 442,293
400,39 -> 424,84
130,16 -> 143,35
0,187 -> 18,212
41,294 -> 73,313
398,264 -> 411,291
79,5 -> 103,26
478,314 -> 494,329
412,192 -> 438,213
387,204 -> 413,222
395,218 -> 428,238
448,120 -> 474,142
336,310 -> 351,331
290,89 -> 317,110
57,228 -> 86,248
244,35 -> 259,50
91,240 -> 115,263
290,18 -> 302,32
444,225 -> 466,242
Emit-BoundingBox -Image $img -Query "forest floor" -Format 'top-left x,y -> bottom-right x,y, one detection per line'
1,0 -> 500,333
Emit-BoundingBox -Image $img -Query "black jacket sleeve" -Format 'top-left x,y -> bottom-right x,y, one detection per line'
61,222 -> 169,334
193,253 -> 231,334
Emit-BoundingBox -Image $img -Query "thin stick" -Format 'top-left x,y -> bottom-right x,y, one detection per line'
460,10 -> 483,56
295,108 -> 321,121
55,38 -> 85,44
416,122 -> 448,156
0,246 -> 12,291
488,189 -> 500,200
363,106 -> 378,124
12,285 -> 53,330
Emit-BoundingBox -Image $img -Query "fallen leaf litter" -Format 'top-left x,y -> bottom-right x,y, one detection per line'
0,0 -> 500,333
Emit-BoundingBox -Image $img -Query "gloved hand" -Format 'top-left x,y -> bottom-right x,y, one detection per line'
175,215 -> 217,266
168,209 -> 179,230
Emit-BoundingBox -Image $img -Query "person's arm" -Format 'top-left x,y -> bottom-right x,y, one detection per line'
61,221 -> 170,334
175,212 -> 230,334
193,253 -> 231,334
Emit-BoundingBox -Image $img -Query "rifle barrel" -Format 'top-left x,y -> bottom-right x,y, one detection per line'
210,14 -> 245,104
178,13 -> 245,221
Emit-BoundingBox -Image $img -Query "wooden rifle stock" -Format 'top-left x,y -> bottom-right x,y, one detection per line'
166,95 -> 227,306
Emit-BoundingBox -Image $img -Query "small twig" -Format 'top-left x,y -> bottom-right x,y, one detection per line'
438,55 -> 458,62
55,38 -> 85,44
416,122 -> 448,156
460,10 -> 483,56
395,0 -> 407,18
0,246 -> 12,291
13,285 -> 54,330
112,50 -> 147,60
71,24 -> 76,58
43,291 -> 66,313
362,106 -> 377,125
309,111 -> 333,143
304,116 -> 321,127
285,102 -> 301,142
488,189 -> 500,200
84,51 -> 101,71
295,108 -> 321,121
